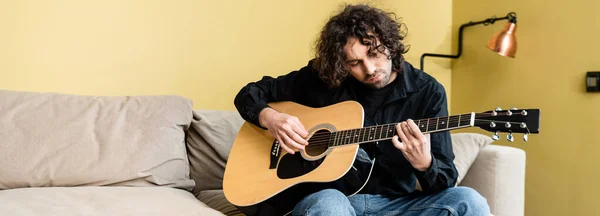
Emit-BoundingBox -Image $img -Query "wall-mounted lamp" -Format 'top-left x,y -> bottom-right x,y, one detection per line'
420,12 -> 518,71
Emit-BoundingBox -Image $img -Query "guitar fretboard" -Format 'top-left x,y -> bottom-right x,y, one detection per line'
328,113 -> 473,147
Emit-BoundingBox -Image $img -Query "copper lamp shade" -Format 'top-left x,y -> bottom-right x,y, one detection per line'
487,22 -> 517,58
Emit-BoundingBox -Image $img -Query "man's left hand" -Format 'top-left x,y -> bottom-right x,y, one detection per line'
391,119 -> 432,172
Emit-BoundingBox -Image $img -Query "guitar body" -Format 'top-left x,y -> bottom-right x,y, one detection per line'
223,101 -> 369,215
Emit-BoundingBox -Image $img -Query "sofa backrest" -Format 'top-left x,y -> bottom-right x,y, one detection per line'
0,90 -> 195,191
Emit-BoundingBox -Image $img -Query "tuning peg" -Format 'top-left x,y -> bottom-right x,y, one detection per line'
507,133 -> 514,142
510,107 -> 518,110
523,133 -> 529,142
495,107 -> 502,111
492,132 -> 500,141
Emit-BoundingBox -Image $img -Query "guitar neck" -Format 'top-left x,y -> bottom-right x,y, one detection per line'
329,113 -> 475,147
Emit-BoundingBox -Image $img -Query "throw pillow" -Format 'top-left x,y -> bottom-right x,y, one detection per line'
451,132 -> 494,185
186,110 -> 244,195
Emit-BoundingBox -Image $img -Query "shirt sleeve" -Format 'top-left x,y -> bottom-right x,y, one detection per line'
412,84 -> 459,193
233,64 -> 311,128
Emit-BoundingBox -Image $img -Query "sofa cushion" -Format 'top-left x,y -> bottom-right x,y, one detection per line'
0,90 -> 195,190
0,186 -> 223,216
451,132 -> 494,184
187,110 -> 244,194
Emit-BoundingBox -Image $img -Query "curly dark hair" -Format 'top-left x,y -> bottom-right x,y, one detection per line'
313,4 -> 409,88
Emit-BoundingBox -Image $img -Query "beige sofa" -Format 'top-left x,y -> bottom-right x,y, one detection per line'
0,90 -> 525,216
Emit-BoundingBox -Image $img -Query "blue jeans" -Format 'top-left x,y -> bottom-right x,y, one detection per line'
292,187 -> 490,216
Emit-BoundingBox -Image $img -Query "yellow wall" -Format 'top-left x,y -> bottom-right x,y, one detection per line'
452,0 -> 600,215
0,0 -> 451,110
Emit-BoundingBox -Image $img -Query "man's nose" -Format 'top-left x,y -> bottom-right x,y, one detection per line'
363,60 -> 376,75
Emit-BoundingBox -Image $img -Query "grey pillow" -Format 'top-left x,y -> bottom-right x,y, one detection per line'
186,110 -> 244,195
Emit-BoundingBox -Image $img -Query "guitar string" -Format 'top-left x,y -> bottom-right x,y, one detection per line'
282,112 -> 530,146
300,120 -> 527,148
310,119 -> 525,142
302,126 -> 512,149
300,112 -> 528,142
301,118 -> 468,143
301,118 -> 514,143
300,116 -> 506,142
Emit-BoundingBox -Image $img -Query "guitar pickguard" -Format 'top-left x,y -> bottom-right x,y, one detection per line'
276,153 -> 325,179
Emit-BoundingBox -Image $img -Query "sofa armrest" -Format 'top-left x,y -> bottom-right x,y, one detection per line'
459,144 -> 526,216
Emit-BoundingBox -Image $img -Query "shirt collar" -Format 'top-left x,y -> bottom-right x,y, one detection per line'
386,61 -> 420,101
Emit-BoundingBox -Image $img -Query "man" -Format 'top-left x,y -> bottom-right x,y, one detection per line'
234,4 -> 490,216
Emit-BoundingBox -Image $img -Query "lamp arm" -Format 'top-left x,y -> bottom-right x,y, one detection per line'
419,12 -> 517,71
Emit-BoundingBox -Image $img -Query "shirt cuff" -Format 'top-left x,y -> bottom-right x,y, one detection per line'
247,103 -> 270,129
414,154 -> 438,184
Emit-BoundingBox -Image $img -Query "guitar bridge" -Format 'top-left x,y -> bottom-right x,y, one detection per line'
269,140 -> 280,169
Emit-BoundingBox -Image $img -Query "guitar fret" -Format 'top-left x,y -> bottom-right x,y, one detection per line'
436,117 -> 439,130
333,131 -> 338,146
373,126 -> 378,140
347,129 -> 352,144
345,129 -> 350,144
386,124 -> 391,138
358,128 -> 363,143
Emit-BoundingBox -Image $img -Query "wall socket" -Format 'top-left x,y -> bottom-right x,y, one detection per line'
587,72 -> 600,92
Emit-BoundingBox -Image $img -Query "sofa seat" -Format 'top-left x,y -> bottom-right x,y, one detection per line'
0,186 -> 224,216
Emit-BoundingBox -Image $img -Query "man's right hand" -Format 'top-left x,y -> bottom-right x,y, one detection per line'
259,108 -> 309,154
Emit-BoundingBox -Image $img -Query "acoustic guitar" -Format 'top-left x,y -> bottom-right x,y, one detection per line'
223,101 -> 540,215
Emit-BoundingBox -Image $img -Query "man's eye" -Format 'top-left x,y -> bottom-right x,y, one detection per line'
348,61 -> 359,66
368,52 -> 378,58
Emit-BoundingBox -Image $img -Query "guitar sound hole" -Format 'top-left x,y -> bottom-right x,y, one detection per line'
305,129 -> 331,157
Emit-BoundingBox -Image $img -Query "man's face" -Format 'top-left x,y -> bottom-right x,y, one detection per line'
343,36 -> 396,89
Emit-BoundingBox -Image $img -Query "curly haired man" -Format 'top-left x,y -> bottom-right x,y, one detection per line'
234,4 -> 490,216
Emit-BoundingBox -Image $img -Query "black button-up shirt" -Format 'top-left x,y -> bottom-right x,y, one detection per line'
234,60 -> 458,196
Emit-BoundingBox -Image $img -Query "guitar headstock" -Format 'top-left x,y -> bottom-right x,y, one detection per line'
475,107 -> 540,142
